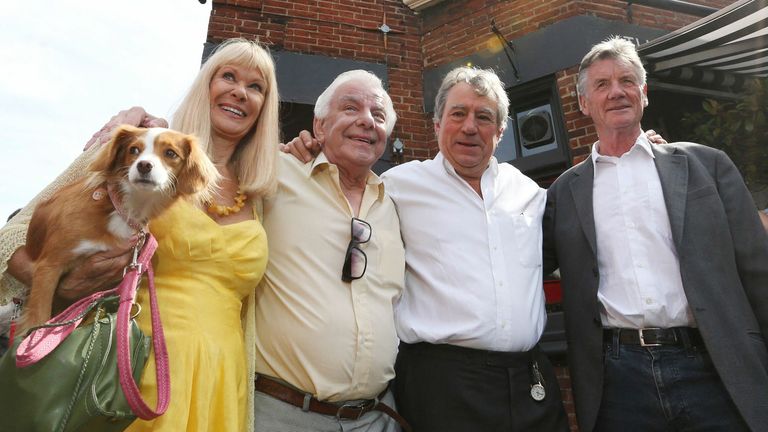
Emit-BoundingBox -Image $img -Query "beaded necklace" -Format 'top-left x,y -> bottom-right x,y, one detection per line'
206,188 -> 248,216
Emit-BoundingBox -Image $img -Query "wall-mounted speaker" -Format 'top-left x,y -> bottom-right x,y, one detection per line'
517,105 -> 555,149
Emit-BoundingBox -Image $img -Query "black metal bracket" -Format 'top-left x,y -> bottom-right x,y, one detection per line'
491,19 -> 520,81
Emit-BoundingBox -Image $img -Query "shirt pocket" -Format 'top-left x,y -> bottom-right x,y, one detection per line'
508,214 -> 542,268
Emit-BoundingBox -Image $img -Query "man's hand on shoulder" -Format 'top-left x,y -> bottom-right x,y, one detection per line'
645,129 -> 667,145
279,130 -> 321,163
759,209 -> 768,234
84,106 -> 168,151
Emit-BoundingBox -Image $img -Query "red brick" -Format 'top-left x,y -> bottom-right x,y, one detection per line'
209,0 -> 719,168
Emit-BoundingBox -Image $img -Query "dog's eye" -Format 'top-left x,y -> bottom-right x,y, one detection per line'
129,146 -> 140,155
165,149 -> 179,159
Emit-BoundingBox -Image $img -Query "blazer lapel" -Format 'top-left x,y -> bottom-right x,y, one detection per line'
653,146 -> 688,248
569,160 -> 597,256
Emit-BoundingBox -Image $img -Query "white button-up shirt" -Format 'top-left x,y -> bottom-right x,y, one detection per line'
591,134 -> 694,328
383,152 -> 547,352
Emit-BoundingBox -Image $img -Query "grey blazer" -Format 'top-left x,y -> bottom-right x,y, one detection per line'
543,142 -> 768,431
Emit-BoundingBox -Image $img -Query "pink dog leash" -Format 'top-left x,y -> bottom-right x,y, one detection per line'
116,233 -> 170,418
15,233 -> 170,419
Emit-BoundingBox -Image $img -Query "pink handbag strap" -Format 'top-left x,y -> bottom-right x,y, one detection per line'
15,233 -> 170,419
15,287 -> 117,366
116,233 -> 170,419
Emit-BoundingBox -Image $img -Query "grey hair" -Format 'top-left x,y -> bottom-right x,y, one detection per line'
313,70 -> 397,136
433,67 -> 509,131
577,36 -> 646,97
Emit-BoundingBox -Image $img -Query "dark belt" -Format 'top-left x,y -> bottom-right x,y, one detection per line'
604,327 -> 704,348
399,341 -> 536,367
254,375 -> 412,432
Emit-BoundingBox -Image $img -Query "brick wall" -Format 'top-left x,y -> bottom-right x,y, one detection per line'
420,0 -> 733,69
558,66 -> 595,165
555,365 -> 578,431
418,0 -> 733,164
208,0 -> 731,162
208,0 -> 433,160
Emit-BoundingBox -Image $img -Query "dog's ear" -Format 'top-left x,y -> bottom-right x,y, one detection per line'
176,135 -> 219,201
88,125 -> 140,174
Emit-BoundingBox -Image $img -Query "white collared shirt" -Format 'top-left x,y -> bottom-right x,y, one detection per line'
383,152 -> 547,352
591,134 -> 694,328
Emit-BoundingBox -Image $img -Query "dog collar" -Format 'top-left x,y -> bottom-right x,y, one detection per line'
106,183 -> 145,233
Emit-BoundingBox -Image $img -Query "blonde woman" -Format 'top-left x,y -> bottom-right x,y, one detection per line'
0,38 -> 279,432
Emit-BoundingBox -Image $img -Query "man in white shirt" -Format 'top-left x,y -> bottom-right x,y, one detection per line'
284,67 -> 568,431
543,37 -> 768,431
384,67 -> 567,431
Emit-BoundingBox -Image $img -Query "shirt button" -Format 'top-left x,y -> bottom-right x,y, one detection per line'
627,222 -> 635,229
645,298 -> 653,305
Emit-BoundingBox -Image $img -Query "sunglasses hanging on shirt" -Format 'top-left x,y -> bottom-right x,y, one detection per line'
342,217 -> 371,282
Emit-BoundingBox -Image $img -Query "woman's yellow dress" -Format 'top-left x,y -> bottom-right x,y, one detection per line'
126,200 -> 267,432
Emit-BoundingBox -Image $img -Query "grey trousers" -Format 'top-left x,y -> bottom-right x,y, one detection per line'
254,388 -> 402,432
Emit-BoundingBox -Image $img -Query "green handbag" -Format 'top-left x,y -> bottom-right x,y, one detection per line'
0,232 -> 168,432
0,295 -> 150,432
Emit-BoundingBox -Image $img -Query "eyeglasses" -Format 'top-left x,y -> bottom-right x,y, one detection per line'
342,217 -> 371,282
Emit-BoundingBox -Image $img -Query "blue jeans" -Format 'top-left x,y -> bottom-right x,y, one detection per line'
595,342 -> 748,432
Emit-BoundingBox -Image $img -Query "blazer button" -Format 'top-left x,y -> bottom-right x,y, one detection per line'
592,267 -> 599,277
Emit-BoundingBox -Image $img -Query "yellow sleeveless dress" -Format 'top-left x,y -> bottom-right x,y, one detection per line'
126,199 -> 267,432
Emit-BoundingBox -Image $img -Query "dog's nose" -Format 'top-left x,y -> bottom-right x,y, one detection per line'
137,161 -> 153,174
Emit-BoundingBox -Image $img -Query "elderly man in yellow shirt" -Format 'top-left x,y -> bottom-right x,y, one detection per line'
252,69 -> 408,431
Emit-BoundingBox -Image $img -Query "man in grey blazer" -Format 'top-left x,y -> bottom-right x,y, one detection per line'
544,37 -> 768,431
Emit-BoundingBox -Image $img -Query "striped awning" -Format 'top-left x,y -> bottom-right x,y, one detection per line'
639,0 -> 768,85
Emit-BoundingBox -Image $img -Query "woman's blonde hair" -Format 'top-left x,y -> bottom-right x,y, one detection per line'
172,38 -> 279,197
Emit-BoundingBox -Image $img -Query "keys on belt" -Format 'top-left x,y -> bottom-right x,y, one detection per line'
529,360 -> 546,402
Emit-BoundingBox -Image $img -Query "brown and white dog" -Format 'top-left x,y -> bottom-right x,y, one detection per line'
19,124 -> 218,332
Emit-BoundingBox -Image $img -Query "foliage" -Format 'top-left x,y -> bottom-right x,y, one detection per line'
681,78 -> 768,195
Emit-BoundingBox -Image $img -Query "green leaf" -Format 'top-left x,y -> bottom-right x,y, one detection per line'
702,99 -> 718,114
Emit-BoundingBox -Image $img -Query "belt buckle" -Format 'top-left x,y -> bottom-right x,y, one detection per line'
336,401 -> 369,421
638,328 -> 662,347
